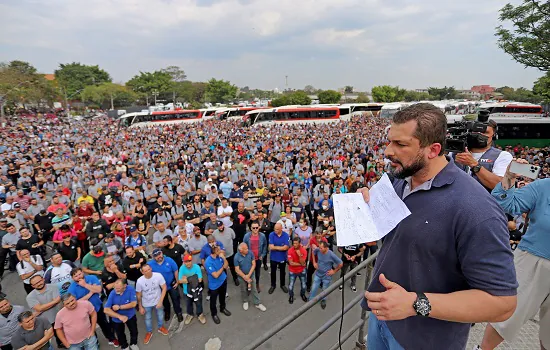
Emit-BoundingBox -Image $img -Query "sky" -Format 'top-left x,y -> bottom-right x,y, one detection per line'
0,0 -> 543,92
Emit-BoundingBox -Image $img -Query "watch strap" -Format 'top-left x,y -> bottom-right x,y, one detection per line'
414,292 -> 431,317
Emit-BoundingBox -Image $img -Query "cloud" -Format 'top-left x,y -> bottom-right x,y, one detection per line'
0,0 -> 542,91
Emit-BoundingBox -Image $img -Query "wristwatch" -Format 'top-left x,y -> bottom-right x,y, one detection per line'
413,292 -> 431,317
472,164 -> 482,174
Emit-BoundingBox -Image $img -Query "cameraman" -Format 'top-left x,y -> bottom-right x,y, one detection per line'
452,119 -> 513,191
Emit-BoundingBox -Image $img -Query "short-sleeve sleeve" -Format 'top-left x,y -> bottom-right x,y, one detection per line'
104,289 -> 115,308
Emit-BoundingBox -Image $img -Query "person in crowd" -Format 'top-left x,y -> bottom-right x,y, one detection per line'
338,243 -> 365,292
234,242 -> 266,312
162,235 -> 185,268
17,248 -> 45,294
136,264 -> 169,344
99,233 -> 124,264
101,256 -> 127,295
124,225 -> 147,252
0,296 -> 25,350
147,249 -> 183,323
205,243 -> 231,324
187,225 -> 208,266
178,254 -> 206,325
104,279 -> 139,350
359,104 -> 517,349
54,294 -> 98,350
212,221 -> 238,285
44,253 -> 76,296
200,234 -> 225,266
67,267 -> 118,347
11,311 -> 54,350
268,223 -> 290,295
287,237 -> 308,304
81,245 -> 105,276
52,224 -> 77,245
85,212 -> 110,243
243,221 -> 267,291
58,231 -> 81,266
309,241 -> 343,309
26,275 -> 64,349
2,224 -> 21,272
122,246 -> 146,288
479,160 -> 550,350
230,202 -> 250,251
152,222 -> 174,248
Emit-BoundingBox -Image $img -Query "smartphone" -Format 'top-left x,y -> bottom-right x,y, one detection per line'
509,161 -> 540,180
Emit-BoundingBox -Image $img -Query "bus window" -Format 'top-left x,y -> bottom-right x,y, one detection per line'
339,107 -> 350,115
326,109 -> 337,117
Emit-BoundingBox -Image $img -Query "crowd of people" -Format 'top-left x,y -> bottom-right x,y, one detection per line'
0,109 -> 547,350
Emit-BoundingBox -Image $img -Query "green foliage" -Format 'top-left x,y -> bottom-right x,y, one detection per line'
495,1 -> 550,71
496,86 -> 543,103
271,91 -> 312,106
533,72 -> 550,101
355,93 -> 370,103
317,90 -> 342,104
344,86 -> 354,93
54,62 -> 111,97
8,60 -> 38,75
371,85 -> 406,102
403,90 -> 432,102
81,83 -> 137,109
173,81 -> 207,103
126,70 -> 174,98
161,66 -> 187,82
204,78 -> 238,103
427,86 -> 457,100
270,95 -> 291,107
303,85 -> 316,94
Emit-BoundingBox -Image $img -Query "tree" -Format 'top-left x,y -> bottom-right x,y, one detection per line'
303,85 -> 316,94
317,90 -> 342,104
495,1 -> 550,71
404,90 -> 432,102
81,83 -> 137,109
533,72 -> 550,101
427,86 -> 457,100
271,95 -> 292,107
54,62 -> 111,97
7,60 -> 38,75
371,85 -> 406,102
126,71 -> 173,105
344,86 -> 354,93
288,91 -> 311,105
355,93 -> 370,103
161,66 -> 187,82
204,78 -> 238,103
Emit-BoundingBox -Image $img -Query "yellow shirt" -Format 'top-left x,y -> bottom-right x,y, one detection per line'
77,196 -> 95,205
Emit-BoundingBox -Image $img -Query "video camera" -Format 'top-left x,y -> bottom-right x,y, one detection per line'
445,109 -> 491,153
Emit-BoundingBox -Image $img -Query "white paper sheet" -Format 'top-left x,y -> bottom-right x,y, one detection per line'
334,174 -> 411,246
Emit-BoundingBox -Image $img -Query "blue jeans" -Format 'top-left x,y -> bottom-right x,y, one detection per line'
288,270 -> 307,297
144,306 -> 165,333
308,274 -> 332,302
367,313 -> 404,350
162,287 -> 182,317
185,293 -> 204,316
69,335 -> 98,350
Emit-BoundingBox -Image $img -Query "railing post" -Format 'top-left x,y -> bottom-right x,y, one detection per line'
355,258 -> 374,349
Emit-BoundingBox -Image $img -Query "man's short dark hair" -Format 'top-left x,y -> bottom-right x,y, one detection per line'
17,311 -> 33,323
319,241 -> 329,248
392,103 -> 447,156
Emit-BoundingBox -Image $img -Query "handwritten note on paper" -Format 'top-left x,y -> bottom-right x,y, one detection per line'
333,174 -> 411,246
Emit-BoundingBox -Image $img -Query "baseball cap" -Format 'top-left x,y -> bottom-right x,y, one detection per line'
13,203 -> 21,209
92,245 -> 104,257
0,217 -> 7,223
208,178 -> 212,182
280,212 -> 286,217
129,225 -> 137,232
183,254 -> 193,262
216,221 -> 224,227
152,248 -> 163,257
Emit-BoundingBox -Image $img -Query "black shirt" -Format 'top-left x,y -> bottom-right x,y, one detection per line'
122,253 -> 146,282
101,262 -> 126,293
162,243 -> 185,267
58,239 -> 79,262
16,235 -> 42,256
183,210 -> 200,222
341,244 -> 365,263
34,213 -> 55,232
230,209 -> 251,234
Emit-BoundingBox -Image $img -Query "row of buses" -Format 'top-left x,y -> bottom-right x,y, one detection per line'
117,102 -> 549,147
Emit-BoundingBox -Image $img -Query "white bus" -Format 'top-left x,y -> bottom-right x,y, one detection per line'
118,109 -> 204,128
379,102 -> 410,119
338,103 -> 384,120
243,106 -> 341,126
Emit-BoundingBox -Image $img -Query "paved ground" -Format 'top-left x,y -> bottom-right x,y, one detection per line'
2,261 -> 540,350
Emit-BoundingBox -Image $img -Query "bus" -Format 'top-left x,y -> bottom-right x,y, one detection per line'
477,102 -> 544,118
338,103 -> 384,120
216,107 -> 267,120
447,115 -> 550,148
243,106 -> 341,126
379,103 -> 410,119
118,109 -> 204,128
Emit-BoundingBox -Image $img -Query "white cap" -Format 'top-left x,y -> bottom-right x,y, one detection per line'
208,178 -> 212,181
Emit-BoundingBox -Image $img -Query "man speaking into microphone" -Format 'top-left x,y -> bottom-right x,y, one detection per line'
359,103 -> 517,350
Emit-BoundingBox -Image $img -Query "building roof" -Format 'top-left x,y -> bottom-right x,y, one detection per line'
43,74 -> 55,81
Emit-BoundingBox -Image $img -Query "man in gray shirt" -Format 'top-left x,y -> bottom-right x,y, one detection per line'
11,312 -> 53,350
0,296 -> 25,349
26,275 -> 63,348
152,222 -> 174,248
213,221 -> 239,286
187,226 -> 208,266
26,198 -> 44,228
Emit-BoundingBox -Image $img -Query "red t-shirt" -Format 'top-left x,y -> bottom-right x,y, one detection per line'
250,234 -> 260,260
308,236 -> 327,262
287,246 -> 307,274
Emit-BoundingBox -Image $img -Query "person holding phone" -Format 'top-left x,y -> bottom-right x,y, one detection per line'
479,160 -> 550,350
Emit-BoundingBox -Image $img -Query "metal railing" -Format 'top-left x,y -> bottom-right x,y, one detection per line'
243,251 -> 379,350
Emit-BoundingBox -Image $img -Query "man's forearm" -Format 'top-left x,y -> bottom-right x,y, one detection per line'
476,168 -> 502,190
32,327 -> 54,349
425,289 -> 516,323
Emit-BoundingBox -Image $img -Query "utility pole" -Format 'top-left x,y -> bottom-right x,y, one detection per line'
152,90 -> 159,105
285,75 -> 288,91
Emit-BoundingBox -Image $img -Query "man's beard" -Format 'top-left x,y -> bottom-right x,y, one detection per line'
388,151 -> 426,179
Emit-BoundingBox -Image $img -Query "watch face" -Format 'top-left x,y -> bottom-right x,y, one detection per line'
415,299 -> 431,316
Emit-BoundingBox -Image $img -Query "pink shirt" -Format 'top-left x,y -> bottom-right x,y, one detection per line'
53,228 -> 77,242
54,300 -> 94,345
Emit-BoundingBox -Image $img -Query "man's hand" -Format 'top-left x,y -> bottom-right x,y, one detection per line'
454,148 -> 478,168
88,329 -> 95,339
327,269 -> 335,276
112,305 -> 120,311
313,262 -> 318,270
181,276 -> 188,284
77,279 -> 87,287
139,306 -> 145,315
365,274 -> 416,321
32,243 -> 39,248
119,315 -> 128,323
357,187 -> 370,203
156,302 -> 163,309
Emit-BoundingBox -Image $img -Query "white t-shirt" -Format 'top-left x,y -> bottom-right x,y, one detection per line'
16,255 -> 44,284
217,206 -> 233,227
471,151 -> 513,176
44,262 -> 75,295
136,272 -> 166,307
